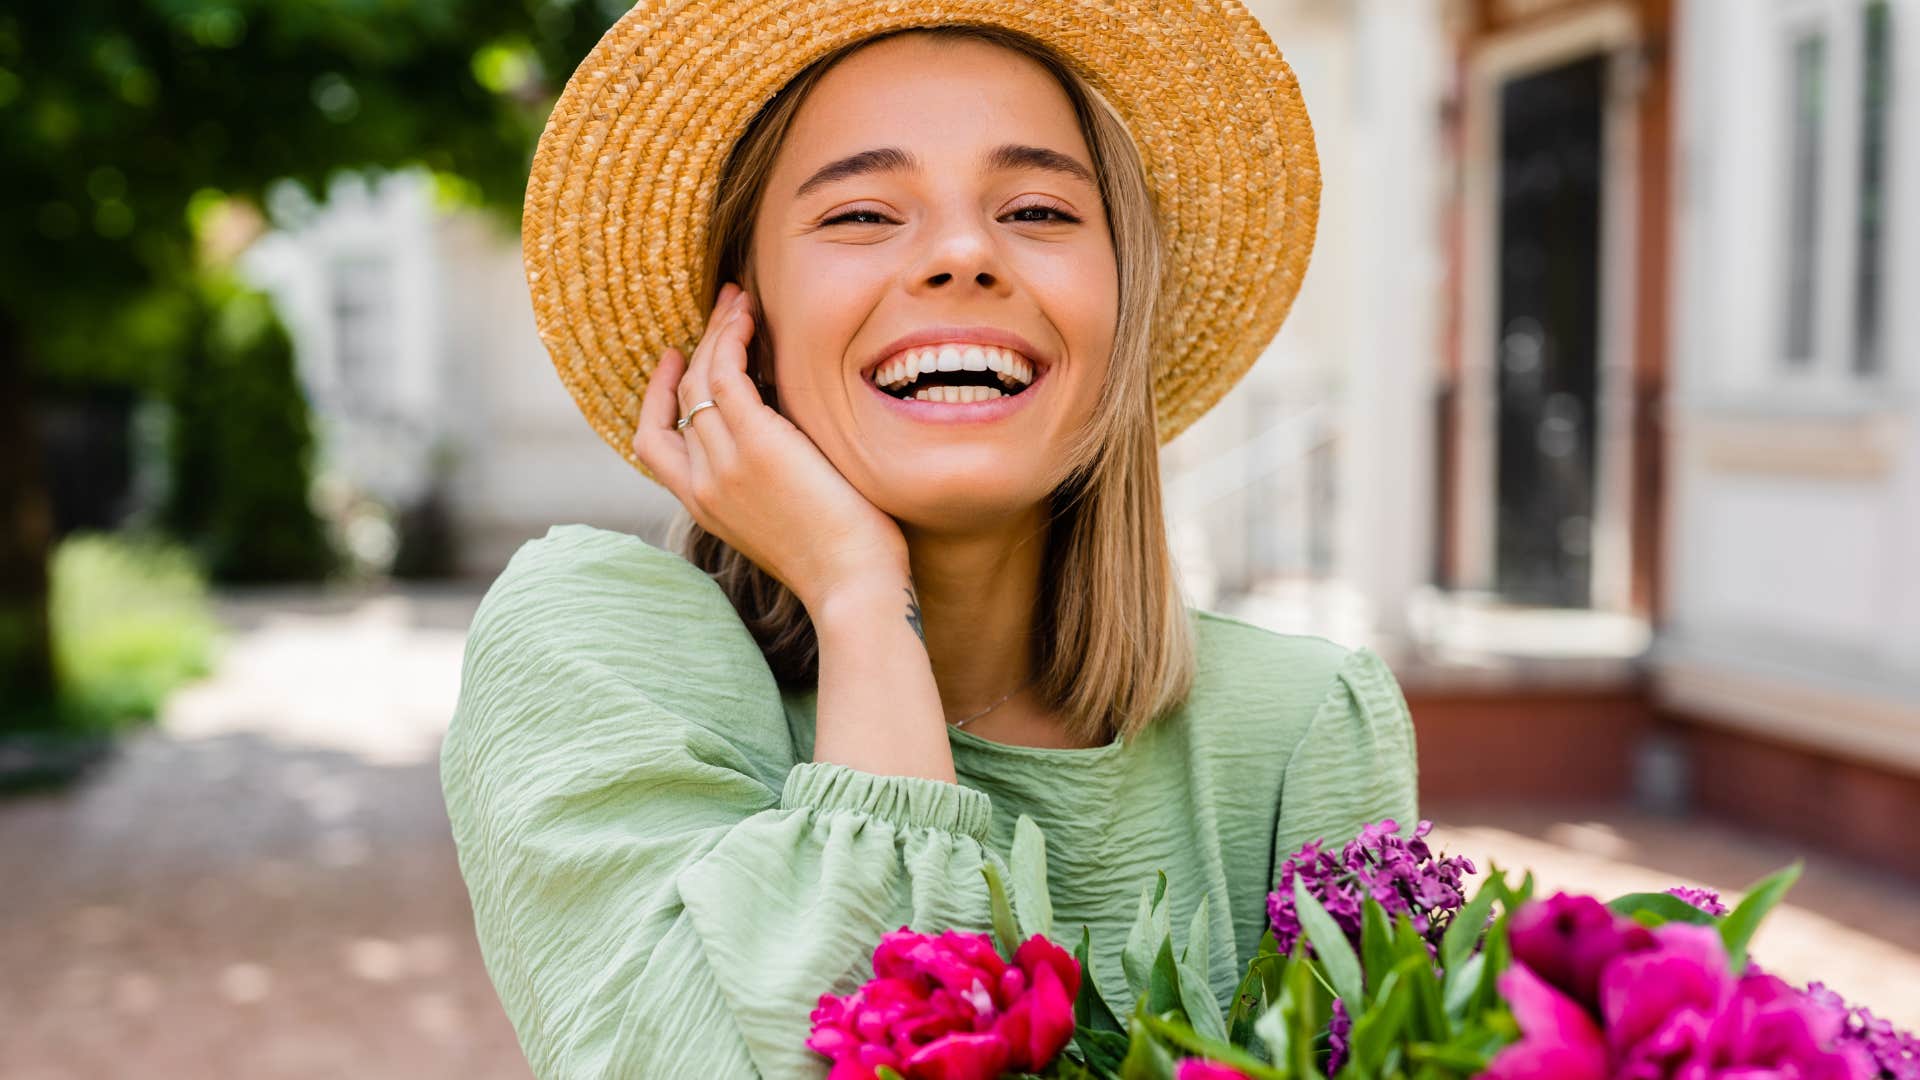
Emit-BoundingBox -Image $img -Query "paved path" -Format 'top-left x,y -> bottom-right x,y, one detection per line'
2,585 -> 1913,1079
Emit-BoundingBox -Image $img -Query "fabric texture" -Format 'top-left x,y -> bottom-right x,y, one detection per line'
441,523 -> 1420,1079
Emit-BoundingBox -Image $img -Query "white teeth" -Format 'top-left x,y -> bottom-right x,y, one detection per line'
877,344 -> 1037,395
910,385 -> 1005,404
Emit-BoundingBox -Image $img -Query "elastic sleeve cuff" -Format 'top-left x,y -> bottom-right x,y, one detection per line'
781,761 -> 994,842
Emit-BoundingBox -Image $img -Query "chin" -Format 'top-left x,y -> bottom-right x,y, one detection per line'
862,468 -> 1050,535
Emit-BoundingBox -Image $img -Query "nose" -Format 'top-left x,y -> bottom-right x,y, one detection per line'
908,210 -> 1014,297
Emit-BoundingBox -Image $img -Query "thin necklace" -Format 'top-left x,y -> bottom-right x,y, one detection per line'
951,679 -> 1035,730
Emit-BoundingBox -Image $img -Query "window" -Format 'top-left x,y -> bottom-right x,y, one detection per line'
1853,0 -> 1891,376
1772,0 -> 1897,386
328,253 -> 394,412
1782,29 -> 1825,367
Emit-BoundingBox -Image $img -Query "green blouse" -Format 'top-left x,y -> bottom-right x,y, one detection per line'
440,523 -> 1420,1078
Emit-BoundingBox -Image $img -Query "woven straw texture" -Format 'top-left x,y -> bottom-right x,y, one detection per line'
522,0 -> 1321,485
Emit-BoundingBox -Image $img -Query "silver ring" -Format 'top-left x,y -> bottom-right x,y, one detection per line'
675,399 -> 718,431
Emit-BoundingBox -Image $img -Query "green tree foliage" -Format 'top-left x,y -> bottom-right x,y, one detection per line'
1,0 -> 621,729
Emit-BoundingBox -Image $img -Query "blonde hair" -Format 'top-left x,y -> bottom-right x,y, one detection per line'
670,24 -> 1195,745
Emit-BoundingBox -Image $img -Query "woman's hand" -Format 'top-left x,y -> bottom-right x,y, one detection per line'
635,282 -> 910,613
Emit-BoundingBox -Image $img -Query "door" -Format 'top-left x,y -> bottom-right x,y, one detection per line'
1494,54 -> 1605,608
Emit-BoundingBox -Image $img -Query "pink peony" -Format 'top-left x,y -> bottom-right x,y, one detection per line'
1175,1060 -> 1256,1080
1507,892 -> 1657,1015
807,927 -> 1081,1080
1480,915 -> 1873,1080
1480,962 -> 1609,1080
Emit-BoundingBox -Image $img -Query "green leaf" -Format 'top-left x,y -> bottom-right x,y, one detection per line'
1407,1040 -> 1495,1072
1604,891 -> 1720,927
1075,924 -> 1125,1033
1182,891 -> 1211,969
1292,874 -> 1365,1011
1253,1001 -> 1290,1071
1471,905 -> 1512,1016
1485,862 -> 1523,911
1360,899 -> 1397,994
980,860 -> 1022,959
1255,928 -> 1287,1006
1347,964 -> 1413,1076
1174,895 -> 1230,1044
1075,1028 -> 1133,1075
1147,936 -> 1184,1018
1011,814 -> 1056,940
1281,952 -> 1329,1078
877,1068 -> 908,1080
1720,862 -> 1802,971
1119,1003 -> 1179,1080
1167,891 -> 1228,1045
1123,872 -> 1172,1000
1442,875 -> 1501,971
1176,964 -> 1229,1044
1390,913 -> 1450,1042
1227,954 -> 1281,1048
1441,951 -> 1486,1018
1137,1013 -> 1288,1079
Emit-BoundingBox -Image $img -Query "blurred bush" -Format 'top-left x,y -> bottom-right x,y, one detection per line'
155,273 -> 340,583
48,529 -> 220,735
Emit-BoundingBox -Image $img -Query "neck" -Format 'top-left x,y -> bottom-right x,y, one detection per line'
899,504 -> 1050,725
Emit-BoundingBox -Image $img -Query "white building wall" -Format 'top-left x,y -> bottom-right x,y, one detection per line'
241,169 -> 674,577
429,210 -> 673,573
1163,0 -> 1446,653
1656,0 -> 1920,768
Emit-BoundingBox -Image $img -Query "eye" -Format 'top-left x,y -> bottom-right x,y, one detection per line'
1005,203 -> 1082,224
820,204 -> 1085,227
822,208 -> 895,226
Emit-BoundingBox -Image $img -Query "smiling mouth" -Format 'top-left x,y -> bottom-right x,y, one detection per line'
868,344 -> 1039,402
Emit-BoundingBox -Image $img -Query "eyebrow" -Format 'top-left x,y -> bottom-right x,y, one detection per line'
792,143 -> 1098,200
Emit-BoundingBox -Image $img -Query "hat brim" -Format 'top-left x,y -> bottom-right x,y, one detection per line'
523,0 -> 1321,486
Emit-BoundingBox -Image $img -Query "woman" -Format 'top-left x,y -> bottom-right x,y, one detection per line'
444,4 -> 1419,1077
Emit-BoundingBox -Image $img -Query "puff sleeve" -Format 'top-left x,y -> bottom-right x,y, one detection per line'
1270,646 -> 1423,863
439,526 -> 1000,1079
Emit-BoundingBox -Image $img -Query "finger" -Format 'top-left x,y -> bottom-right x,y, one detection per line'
678,285 -> 742,416
681,298 -> 745,468
634,347 -> 692,495
707,296 -> 763,427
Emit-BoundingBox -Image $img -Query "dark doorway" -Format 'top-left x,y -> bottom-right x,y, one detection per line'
1494,54 -> 1605,608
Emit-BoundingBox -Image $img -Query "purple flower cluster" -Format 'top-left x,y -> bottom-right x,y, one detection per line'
1805,981 -> 1920,1080
1266,818 -> 1478,962
1665,885 -> 1730,917
1326,997 -> 1353,1075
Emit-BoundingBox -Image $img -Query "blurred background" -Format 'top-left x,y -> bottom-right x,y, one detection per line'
2,0 -> 1914,1075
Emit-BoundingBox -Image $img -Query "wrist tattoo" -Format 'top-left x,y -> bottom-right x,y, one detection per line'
903,576 -> 925,645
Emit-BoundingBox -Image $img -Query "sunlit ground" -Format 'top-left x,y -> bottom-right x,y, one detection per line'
2,585 -> 1913,1078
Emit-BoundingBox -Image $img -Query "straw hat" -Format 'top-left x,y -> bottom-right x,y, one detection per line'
522,0 -> 1321,485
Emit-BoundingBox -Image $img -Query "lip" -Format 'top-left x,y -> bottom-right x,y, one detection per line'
860,326 -> 1054,381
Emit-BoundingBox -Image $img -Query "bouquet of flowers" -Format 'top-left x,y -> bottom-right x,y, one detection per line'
806,815 -> 1917,1080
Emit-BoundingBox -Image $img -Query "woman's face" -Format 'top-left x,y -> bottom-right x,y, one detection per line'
747,34 -> 1118,534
